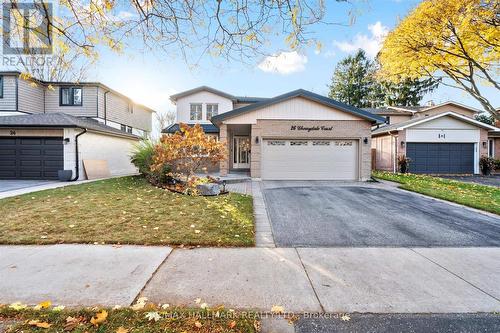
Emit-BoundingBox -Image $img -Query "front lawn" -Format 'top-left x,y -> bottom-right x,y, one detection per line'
0,176 -> 254,246
372,171 -> 500,215
0,305 -> 258,333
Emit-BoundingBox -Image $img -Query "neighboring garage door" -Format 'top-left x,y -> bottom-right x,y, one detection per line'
0,137 -> 64,180
261,139 -> 358,180
406,143 -> 474,174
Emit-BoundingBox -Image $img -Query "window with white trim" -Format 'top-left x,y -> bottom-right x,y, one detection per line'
206,104 -> 218,120
190,103 -> 202,120
488,139 -> 494,157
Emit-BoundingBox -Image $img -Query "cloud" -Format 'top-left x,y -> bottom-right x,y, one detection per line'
333,21 -> 389,58
258,51 -> 308,74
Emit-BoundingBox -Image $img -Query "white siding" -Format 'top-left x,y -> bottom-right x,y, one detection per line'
0,75 -> 17,111
17,78 -> 44,114
64,128 -> 138,180
45,85 -> 98,116
224,97 -> 362,124
406,116 -> 481,143
176,91 -> 233,124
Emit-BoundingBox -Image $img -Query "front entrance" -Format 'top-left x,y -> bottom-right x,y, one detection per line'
233,136 -> 250,169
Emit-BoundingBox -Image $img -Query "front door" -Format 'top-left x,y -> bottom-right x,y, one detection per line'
233,136 -> 250,169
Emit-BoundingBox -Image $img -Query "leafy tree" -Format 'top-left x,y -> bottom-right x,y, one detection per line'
329,50 -> 438,107
328,50 -> 374,108
378,0 -> 499,119
152,124 -> 227,181
475,113 -> 495,126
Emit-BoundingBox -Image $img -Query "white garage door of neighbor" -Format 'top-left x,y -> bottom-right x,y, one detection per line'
261,139 -> 358,180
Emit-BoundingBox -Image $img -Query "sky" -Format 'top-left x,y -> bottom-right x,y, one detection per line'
6,0 -> 499,117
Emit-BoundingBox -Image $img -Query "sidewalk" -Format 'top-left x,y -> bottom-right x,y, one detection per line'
1,245 -> 499,313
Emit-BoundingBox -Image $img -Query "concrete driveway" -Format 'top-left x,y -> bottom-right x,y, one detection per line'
263,182 -> 500,247
0,180 -> 56,193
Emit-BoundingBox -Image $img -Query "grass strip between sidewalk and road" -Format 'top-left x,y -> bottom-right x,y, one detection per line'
0,305 -> 259,333
0,176 -> 254,247
372,171 -> 500,215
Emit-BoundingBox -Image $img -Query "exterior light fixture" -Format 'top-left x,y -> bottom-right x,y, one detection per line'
401,141 -> 405,148
482,141 -> 487,148
363,137 -> 368,144
63,138 -> 70,144
255,136 -> 259,144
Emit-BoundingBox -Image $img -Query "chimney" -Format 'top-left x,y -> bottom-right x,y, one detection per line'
426,100 -> 435,107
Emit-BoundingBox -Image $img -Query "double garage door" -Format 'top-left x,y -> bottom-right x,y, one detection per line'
406,143 -> 474,174
261,139 -> 358,180
0,137 -> 64,180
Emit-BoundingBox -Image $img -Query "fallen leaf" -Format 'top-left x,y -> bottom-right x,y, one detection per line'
145,311 -> 161,322
228,320 -> 237,328
194,298 -> 201,304
341,314 -> 351,321
194,321 -> 202,328
53,305 -> 65,312
9,302 -> 27,310
34,300 -> 52,310
271,305 -> 284,314
64,316 -> 86,331
28,320 -> 51,328
200,303 -> 208,309
90,310 -> 108,326
116,326 -> 129,333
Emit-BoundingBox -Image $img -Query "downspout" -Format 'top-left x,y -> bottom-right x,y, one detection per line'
69,128 -> 87,181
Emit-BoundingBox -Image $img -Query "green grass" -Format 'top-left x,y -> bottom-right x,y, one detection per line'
0,306 -> 258,333
0,176 -> 254,246
372,171 -> 500,215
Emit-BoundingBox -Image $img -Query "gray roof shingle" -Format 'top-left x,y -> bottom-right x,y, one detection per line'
162,123 -> 220,134
0,113 -> 140,139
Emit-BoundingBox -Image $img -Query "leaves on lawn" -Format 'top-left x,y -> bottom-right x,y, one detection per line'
228,320 -> 237,328
9,302 -> 27,310
145,311 -> 161,322
194,321 -> 203,328
116,327 -> 129,333
131,297 -> 148,310
341,314 -> 351,321
28,319 -> 51,328
90,309 -> 108,326
64,316 -> 86,331
34,300 -> 51,310
271,305 -> 285,314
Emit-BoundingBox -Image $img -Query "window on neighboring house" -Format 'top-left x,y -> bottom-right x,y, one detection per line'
488,139 -> 494,158
385,116 -> 390,124
0,76 -> 3,98
127,126 -> 133,134
206,103 -> 218,120
190,103 -> 202,121
120,124 -> 127,132
60,87 -> 83,106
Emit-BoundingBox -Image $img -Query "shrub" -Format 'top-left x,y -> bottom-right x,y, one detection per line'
495,159 -> 500,171
479,156 -> 496,175
397,155 -> 411,173
131,140 -> 171,183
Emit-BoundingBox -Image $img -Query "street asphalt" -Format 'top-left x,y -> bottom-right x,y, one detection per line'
294,313 -> 500,333
263,185 -> 500,247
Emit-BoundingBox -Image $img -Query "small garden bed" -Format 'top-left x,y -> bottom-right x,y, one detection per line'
0,301 -> 259,333
0,176 -> 254,246
372,171 -> 500,215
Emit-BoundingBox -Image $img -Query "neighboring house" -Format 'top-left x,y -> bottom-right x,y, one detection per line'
370,102 -> 500,174
164,86 -> 385,180
0,71 -> 155,180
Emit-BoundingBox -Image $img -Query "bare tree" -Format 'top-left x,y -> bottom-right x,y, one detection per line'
154,109 -> 176,138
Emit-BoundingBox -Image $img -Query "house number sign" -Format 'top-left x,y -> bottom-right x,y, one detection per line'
290,125 -> 334,132
438,133 -> 446,139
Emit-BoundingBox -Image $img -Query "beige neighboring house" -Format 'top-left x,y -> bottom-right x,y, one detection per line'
164,86 -> 385,181
370,102 -> 500,174
0,71 -> 155,180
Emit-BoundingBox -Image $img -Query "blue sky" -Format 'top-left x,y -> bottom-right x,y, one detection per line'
37,1 -> 500,114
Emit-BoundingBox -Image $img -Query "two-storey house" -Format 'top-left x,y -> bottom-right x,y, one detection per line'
164,86 -> 385,181
368,102 -> 499,174
0,71 -> 155,180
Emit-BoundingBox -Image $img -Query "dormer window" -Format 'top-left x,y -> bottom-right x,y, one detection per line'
206,104 -> 218,120
60,87 -> 82,106
190,103 -> 202,121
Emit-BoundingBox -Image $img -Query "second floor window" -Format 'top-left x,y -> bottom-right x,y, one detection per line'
190,103 -> 202,121
60,87 -> 82,106
206,104 -> 218,120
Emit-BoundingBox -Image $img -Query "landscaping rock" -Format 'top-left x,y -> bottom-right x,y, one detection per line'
196,183 -> 221,196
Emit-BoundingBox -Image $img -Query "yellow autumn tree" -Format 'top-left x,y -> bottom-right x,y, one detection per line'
378,0 -> 499,119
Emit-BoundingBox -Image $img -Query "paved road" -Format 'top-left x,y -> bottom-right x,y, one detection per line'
264,185 -> 500,247
295,313 -> 500,333
441,175 -> 500,187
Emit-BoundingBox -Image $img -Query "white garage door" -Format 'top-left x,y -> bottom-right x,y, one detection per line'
261,139 -> 358,180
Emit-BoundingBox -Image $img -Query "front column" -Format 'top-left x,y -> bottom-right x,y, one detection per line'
219,124 -> 229,176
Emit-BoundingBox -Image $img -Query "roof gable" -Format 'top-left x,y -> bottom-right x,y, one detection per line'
211,89 -> 385,125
